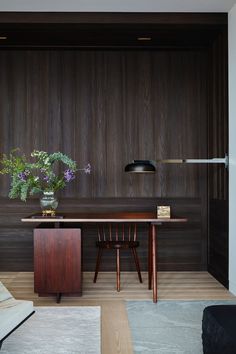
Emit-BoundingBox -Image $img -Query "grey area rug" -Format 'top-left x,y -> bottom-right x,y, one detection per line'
1,306 -> 101,354
126,300 -> 236,354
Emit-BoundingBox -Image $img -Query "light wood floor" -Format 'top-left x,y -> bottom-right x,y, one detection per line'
0,271 -> 235,354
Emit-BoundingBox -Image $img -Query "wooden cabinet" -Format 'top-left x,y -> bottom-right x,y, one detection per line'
34,228 -> 82,302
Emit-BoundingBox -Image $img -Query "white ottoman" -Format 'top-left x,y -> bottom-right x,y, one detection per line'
0,281 -> 34,349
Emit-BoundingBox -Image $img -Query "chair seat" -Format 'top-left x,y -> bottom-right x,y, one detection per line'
96,240 -> 140,249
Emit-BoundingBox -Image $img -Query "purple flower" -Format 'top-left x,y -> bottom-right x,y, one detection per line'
64,169 -> 75,182
43,175 -> 50,182
84,163 -> 91,174
18,172 -> 27,181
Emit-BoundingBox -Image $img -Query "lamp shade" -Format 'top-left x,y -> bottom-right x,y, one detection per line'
125,160 -> 156,173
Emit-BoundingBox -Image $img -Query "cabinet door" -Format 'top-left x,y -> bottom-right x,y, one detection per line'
34,228 -> 81,294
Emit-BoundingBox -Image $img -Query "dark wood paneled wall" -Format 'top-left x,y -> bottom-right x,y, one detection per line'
208,29 -> 229,287
0,49 -> 209,271
0,49 -> 208,198
0,41 -> 226,273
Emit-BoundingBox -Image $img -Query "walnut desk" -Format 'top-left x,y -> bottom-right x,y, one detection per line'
22,212 -> 187,303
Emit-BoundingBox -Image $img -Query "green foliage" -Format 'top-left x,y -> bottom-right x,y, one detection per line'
0,149 -> 78,201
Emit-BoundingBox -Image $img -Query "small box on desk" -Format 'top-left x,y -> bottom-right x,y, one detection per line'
31,215 -> 64,219
157,206 -> 171,219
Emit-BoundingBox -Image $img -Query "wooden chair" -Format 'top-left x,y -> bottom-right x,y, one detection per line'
93,223 -> 142,292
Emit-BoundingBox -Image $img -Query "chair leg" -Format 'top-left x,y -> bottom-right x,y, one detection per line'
94,248 -> 103,283
131,247 -> 143,283
116,248 -> 120,292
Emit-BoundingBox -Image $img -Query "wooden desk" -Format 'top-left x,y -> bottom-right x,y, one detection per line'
22,212 -> 187,303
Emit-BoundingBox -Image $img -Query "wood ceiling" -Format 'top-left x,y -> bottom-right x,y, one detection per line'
0,12 -> 227,48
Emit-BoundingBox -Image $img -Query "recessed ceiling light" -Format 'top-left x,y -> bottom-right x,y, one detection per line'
137,37 -> 151,41
0,36 -> 7,40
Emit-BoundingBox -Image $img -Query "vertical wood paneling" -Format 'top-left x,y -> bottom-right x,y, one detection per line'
0,48 -> 216,272
208,30 -> 229,287
0,50 -> 208,198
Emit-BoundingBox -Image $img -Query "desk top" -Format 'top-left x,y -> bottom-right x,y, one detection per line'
22,212 -> 187,223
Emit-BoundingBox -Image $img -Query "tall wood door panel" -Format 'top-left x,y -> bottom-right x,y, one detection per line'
207,30 -> 229,288
34,229 -> 82,299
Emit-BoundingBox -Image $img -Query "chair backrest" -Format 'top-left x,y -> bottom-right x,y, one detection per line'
97,223 -> 137,242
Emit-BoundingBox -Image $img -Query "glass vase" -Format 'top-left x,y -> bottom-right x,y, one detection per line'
40,191 -> 58,217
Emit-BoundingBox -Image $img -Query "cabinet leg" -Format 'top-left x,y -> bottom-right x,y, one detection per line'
56,293 -> 62,303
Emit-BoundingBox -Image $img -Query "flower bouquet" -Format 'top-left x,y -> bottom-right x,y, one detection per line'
0,149 -> 91,216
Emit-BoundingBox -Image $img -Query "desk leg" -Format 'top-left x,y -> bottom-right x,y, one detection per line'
148,225 -> 153,290
151,224 -> 157,303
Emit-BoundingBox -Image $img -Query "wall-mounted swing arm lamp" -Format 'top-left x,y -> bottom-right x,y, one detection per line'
124,155 -> 229,173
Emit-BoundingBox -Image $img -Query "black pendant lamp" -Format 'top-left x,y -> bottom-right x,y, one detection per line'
125,160 -> 156,173
125,155 -> 228,173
